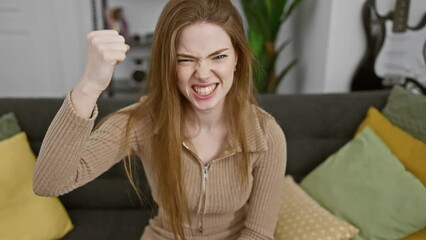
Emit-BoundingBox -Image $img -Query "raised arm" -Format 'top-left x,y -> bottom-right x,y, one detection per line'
33,30 -> 132,196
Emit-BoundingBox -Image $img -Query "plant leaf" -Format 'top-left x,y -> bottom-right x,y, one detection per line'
275,59 -> 297,90
270,0 -> 287,38
240,0 -> 303,93
241,1 -> 272,40
276,39 -> 291,56
248,29 -> 265,56
264,0 -> 273,22
282,0 -> 303,22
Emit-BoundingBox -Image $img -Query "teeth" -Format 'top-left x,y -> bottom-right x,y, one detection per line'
193,84 -> 216,96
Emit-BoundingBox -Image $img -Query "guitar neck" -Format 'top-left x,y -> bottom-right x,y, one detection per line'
392,0 -> 410,33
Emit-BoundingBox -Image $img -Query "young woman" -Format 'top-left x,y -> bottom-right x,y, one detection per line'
33,0 -> 286,239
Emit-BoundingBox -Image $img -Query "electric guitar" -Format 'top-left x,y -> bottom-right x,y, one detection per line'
351,0 -> 426,94
351,0 -> 388,91
374,0 -> 426,94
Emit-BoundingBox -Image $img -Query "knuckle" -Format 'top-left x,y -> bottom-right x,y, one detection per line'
97,44 -> 105,53
89,36 -> 99,46
118,35 -> 125,43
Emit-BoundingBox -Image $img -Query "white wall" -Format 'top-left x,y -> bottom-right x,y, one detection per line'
322,0 -> 366,93
0,0 -> 91,97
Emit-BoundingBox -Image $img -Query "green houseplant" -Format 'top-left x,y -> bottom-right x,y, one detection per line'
241,0 -> 303,93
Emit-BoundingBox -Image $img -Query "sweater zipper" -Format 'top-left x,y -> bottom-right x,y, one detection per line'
182,142 -> 235,234
198,164 -> 210,233
196,153 -> 236,233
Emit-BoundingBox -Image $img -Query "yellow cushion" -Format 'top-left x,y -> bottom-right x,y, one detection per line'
0,132 -> 73,240
274,176 -> 359,240
356,107 -> 426,186
404,227 -> 426,240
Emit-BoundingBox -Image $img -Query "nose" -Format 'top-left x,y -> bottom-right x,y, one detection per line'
194,61 -> 211,82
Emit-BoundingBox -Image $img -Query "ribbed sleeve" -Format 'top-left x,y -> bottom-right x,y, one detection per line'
33,93 -> 138,196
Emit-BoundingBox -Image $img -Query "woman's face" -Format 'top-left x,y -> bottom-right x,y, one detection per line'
176,22 -> 238,113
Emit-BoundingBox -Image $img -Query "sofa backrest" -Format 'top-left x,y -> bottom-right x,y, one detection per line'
258,90 -> 389,182
0,90 -> 389,209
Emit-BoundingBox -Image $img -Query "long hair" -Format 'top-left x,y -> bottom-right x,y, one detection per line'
112,0 -> 256,239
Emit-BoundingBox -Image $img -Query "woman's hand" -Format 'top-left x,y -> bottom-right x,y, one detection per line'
71,30 -> 130,119
79,30 -> 130,96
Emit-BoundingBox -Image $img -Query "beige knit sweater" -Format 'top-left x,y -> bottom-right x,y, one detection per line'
33,94 -> 287,240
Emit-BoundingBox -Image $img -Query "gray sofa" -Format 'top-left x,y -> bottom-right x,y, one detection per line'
0,90 -> 389,240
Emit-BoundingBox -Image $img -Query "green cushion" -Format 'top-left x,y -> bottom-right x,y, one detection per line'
0,113 -> 21,140
300,127 -> 426,240
382,85 -> 426,142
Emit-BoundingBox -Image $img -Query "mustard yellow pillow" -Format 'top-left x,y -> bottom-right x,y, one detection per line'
274,176 -> 359,240
0,132 -> 73,240
356,107 -> 426,186
404,227 -> 426,240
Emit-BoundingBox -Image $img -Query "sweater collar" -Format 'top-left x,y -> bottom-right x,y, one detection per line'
181,105 -> 268,156
226,105 -> 268,153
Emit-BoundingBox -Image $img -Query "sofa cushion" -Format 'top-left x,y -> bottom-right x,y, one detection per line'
382,85 -> 426,142
60,175 -> 155,210
0,112 -> 20,140
274,176 -> 358,240
300,127 -> 426,240
63,209 -> 153,240
59,158 -> 155,210
0,132 -> 73,240
357,107 -> 426,186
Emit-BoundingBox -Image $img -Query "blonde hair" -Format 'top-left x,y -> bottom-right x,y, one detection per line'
109,0 -> 256,239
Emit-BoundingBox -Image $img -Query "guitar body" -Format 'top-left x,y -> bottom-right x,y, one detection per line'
374,20 -> 426,86
351,0 -> 387,91
351,61 -> 384,90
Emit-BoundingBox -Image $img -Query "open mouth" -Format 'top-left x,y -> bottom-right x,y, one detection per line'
192,83 -> 219,96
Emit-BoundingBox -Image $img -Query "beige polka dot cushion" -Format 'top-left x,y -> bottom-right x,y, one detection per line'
274,176 -> 359,240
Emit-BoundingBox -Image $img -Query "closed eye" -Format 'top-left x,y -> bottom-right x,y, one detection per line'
177,59 -> 193,63
177,59 -> 195,65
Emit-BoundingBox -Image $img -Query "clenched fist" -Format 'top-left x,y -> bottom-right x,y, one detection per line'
71,30 -> 130,118
80,30 -> 130,95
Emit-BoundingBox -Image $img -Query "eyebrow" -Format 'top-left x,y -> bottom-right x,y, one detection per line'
177,48 -> 229,59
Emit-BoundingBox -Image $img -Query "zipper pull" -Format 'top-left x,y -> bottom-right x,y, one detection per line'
198,221 -> 203,233
203,166 -> 209,180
